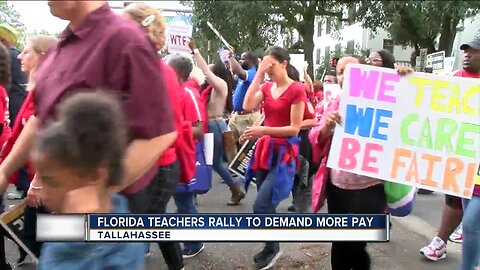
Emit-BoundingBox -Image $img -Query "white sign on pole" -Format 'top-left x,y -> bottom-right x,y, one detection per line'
289,54 -> 305,82
166,19 -> 193,53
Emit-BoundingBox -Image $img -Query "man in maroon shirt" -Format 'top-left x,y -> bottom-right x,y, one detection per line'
0,2 -> 181,266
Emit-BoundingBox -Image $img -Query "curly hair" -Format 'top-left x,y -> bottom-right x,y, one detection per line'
124,3 -> 167,50
35,92 -> 127,187
0,43 -> 10,88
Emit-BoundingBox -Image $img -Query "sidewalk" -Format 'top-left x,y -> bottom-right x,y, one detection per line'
144,218 -> 461,270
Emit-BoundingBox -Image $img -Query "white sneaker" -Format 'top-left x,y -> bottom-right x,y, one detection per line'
449,224 -> 463,243
420,236 -> 447,261
6,190 -> 22,200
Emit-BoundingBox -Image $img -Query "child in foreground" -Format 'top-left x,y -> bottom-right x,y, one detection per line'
33,92 -> 144,270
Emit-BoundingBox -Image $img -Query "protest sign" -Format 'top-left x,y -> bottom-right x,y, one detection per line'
323,83 -> 342,110
167,25 -> 193,53
0,201 -> 38,262
219,48 -> 229,63
327,64 -> 480,198
290,54 -> 305,82
426,51 -> 445,74
228,139 -> 258,184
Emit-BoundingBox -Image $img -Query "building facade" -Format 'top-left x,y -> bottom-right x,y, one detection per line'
313,17 -> 415,74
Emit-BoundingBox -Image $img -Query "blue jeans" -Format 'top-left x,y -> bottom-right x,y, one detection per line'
208,119 -> 236,187
462,196 -> 480,270
253,170 -> 280,253
174,192 -> 203,251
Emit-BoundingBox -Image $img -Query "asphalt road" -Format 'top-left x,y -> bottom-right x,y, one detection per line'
3,177 -> 461,270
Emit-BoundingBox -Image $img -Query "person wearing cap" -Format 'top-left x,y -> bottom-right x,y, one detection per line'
0,24 -> 27,129
419,38 -> 480,265
457,37 -> 480,77
457,37 -> 480,270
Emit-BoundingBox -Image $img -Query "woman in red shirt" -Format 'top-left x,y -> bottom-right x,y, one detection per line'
0,45 -> 12,158
0,37 -> 56,266
242,47 -> 306,269
124,4 -> 187,269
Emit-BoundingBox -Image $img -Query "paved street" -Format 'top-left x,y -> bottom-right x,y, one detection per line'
3,178 -> 461,270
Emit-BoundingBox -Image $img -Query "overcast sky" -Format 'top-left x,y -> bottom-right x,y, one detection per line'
9,1 -> 190,33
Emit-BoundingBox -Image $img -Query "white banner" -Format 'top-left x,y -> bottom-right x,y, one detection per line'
167,24 -> 193,53
327,64 -> 480,198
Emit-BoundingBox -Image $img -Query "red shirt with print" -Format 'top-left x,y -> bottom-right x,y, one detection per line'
183,79 -> 208,133
0,86 -> 12,150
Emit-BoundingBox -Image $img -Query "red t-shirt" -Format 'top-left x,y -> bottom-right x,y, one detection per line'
156,61 -> 183,167
0,86 -> 12,148
261,82 -> 306,128
0,87 -> 31,185
454,69 -> 480,79
182,81 -> 205,142
184,79 -> 208,133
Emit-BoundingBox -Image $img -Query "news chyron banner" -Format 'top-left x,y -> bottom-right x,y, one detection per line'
36,214 -> 389,242
328,64 -> 480,198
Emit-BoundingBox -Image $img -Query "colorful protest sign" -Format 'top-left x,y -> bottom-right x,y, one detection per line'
323,83 -> 342,110
327,64 -> 480,198
0,201 -> 38,262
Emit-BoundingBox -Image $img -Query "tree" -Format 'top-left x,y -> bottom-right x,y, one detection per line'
265,1 -> 346,77
356,1 -> 480,65
315,43 -> 369,80
182,1 -> 278,56
182,1 -> 349,78
0,1 -> 23,28
0,0 -> 26,48
28,29 -> 59,38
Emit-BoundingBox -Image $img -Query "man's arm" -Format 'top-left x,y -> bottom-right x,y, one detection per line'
228,51 -> 247,81
0,116 -> 37,193
107,37 -> 177,190
120,133 -> 177,188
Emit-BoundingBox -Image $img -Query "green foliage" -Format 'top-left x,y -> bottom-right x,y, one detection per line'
182,1 -> 277,54
356,1 -> 480,58
1,1 -> 58,51
182,0 -> 348,78
0,1 -> 23,28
